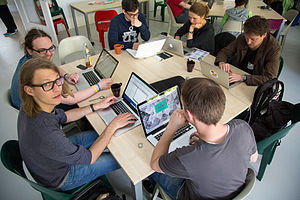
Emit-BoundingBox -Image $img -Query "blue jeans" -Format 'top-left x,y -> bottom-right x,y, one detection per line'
149,172 -> 185,200
60,131 -> 120,191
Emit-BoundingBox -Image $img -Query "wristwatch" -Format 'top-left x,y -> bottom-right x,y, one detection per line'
242,75 -> 247,82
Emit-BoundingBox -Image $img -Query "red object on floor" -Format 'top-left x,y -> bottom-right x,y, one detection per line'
95,10 -> 118,48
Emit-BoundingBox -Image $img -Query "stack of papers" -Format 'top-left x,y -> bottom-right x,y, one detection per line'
184,48 -> 209,61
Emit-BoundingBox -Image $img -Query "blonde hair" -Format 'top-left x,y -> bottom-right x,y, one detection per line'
19,57 -> 73,117
190,2 -> 210,18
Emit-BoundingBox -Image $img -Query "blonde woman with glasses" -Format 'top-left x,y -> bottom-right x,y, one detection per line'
18,57 -> 136,190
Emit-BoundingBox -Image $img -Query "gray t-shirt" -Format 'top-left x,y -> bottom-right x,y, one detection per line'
159,119 -> 257,200
18,108 -> 92,188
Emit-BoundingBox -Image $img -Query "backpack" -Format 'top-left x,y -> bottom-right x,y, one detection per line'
246,79 -> 284,125
245,79 -> 294,142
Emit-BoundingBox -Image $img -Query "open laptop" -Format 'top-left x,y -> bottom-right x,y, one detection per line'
137,86 -> 196,152
162,37 -> 191,57
97,72 -> 158,136
76,49 -> 119,91
200,60 -> 241,89
126,39 -> 166,59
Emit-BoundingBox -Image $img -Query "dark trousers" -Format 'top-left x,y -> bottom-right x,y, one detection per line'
0,4 -> 17,33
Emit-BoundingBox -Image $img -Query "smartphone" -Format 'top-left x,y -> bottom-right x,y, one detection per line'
77,64 -> 87,70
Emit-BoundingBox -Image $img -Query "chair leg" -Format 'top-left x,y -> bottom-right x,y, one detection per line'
154,5 -> 157,17
62,20 -> 71,37
161,6 -> 165,22
257,153 -> 269,181
54,23 -> 58,35
99,31 -> 105,49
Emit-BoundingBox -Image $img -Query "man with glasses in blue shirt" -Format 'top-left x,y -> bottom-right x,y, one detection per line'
108,0 -> 150,50
11,28 -> 112,110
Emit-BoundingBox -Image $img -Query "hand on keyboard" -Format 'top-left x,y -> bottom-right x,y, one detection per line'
94,96 -> 118,110
108,113 -> 137,131
65,72 -> 79,85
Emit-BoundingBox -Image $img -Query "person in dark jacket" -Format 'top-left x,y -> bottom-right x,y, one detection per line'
215,16 -> 281,86
108,0 -> 150,50
174,2 -> 215,53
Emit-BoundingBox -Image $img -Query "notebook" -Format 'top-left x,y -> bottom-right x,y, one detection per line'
200,60 -> 241,89
97,72 -> 158,136
137,86 -> 196,152
126,39 -> 166,59
76,49 -> 119,91
162,37 -> 190,57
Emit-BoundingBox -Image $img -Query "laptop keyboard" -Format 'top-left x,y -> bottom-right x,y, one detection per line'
82,71 -> 100,86
111,101 -> 133,115
154,124 -> 193,141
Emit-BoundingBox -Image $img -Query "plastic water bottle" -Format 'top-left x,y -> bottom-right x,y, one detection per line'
84,43 -> 92,68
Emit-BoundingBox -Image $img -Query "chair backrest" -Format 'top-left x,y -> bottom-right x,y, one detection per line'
232,168 -> 256,200
166,4 -> 182,34
3,89 -> 18,110
256,103 -> 300,180
214,32 -> 236,56
58,35 -> 95,65
0,140 -> 87,200
283,9 -> 299,22
277,56 -> 284,78
267,18 -> 283,30
94,10 -> 118,23
222,20 -> 243,33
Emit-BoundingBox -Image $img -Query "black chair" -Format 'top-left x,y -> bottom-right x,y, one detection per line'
213,32 -> 236,56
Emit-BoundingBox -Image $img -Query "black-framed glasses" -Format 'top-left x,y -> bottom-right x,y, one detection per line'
30,77 -> 64,92
32,45 -> 56,55
126,11 -> 139,17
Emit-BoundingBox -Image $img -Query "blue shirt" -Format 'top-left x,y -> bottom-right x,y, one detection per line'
11,54 -> 32,110
108,13 -> 150,50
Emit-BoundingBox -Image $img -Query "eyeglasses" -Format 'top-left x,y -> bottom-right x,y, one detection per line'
126,11 -> 139,17
32,45 -> 56,55
30,77 -> 64,92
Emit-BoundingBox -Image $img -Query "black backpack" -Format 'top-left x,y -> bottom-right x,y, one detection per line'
245,79 -> 294,142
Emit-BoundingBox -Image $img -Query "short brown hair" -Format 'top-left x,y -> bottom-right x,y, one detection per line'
243,15 -> 269,36
23,28 -> 52,54
122,0 -> 139,12
181,78 -> 226,125
235,0 -> 248,7
189,2 -> 210,18
19,58 -> 72,118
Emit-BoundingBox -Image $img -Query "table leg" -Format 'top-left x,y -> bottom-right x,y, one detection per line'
276,20 -> 285,41
71,7 -> 79,35
84,13 -> 92,43
131,181 -> 143,200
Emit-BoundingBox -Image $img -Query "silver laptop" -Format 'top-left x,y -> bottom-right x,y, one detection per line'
200,60 -> 241,89
97,72 -> 158,136
76,49 -> 119,91
126,39 -> 166,59
162,37 -> 191,57
137,86 -> 196,152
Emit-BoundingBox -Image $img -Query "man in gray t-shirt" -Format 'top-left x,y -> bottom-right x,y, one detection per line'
150,78 -> 258,200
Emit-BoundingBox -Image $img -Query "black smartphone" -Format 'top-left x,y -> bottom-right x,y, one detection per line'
77,64 -> 87,70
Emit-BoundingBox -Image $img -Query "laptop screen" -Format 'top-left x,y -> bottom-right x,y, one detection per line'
94,49 -> 118,78
122,73 -> 158,111
138,86 -> 181,136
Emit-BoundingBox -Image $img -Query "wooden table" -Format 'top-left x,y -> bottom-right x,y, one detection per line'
70,0 -> 149,44
209,0 -> 285,19
60,51 -> 256,199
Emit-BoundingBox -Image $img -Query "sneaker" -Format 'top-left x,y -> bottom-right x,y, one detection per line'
4,29 -> 18,37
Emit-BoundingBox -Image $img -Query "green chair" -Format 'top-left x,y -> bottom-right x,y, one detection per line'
151,168 -> 256,200
256,103 -> 300,181
277,56 -> 284,78
0,140 -> 105,200
154,0 -> 167,22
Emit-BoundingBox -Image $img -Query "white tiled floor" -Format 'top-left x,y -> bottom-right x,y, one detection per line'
0,2 -> 300,200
